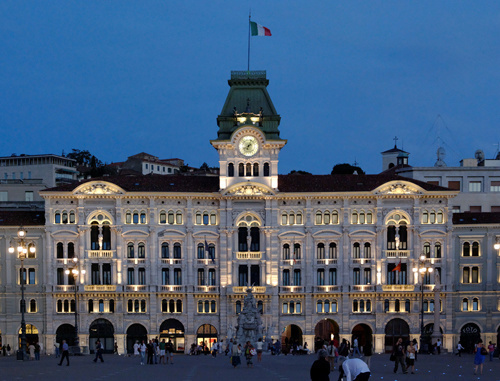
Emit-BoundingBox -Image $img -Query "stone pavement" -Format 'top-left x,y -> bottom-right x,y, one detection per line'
0,351 -> 498,381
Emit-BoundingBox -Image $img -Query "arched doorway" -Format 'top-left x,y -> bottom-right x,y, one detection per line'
126,324 -> 147,354
160,319 -> 185,353
56,324 -> 76,346
460,323 -> 481,354
19,324 -> 39,348
421,323 -> 443,353
314,319 -> 339,351
197,324 -> 217,348
281,324 -> 303,354
384,318 -> 409,352
352,324 -> 373,350
89,319 -> 114,354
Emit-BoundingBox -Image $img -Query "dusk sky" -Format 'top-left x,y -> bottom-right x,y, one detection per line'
1,1 -> 500,174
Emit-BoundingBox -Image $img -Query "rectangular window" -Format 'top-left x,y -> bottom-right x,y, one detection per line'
490,181 -> 500,192
0,191 -> 7,201
283,269 -> 290,286
20,172 -> 24,180
491,206 -> 500,212
239,265 -> 248,286
57,268 -> 65,285
174,269 -> 182,285
25,191 -> 34,202
138,268 -> 146,285
469,206 -> 482,213
317,269 -> 325,286
197,269 -> 205,286
463,267 -> 470,284
364,268 -> 371,284
329,269 -> 337,285
91,264 -> 100,285
161,268 -> 169,285
452,206 -> 461,213
102,263 -> 111,285
293,269 -> 301,286
427,181 -> 439,186
468,181 -> 482,192
471,267 -> 479,283
353,269 -> 360,285
447,181 -> 461,190
28,171 -> 31,179
28,269 -> 36,284
127,268 -> 135,285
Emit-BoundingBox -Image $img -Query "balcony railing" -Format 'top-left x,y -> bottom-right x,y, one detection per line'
282,259 -> 302,266
160,259 -> 182,265
127,258 -> 146,265
382,285 -> 415,292
88,250 -> 114,259
84,285 -> 116,292
236,251 -> 263,260
232,286 -> 266,293
385,250 -> 410,258
197,259 -> 216,266
124,285 -> 148,292
316,259 -> 338,265
160,285 -> 184,292
279,286 -> 304,293
53,285 -> 76,292
313,285 -> 339,293
350,285 -> 375,292
195,286 -> 219,293
352,258 -> 373,264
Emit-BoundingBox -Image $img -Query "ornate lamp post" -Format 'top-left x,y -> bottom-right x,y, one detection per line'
9,228 -> 36,361
65,257 -> 84,352
412,255 -> 432,354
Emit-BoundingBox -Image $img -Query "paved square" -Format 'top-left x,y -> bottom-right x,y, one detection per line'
0,352 -> 498,381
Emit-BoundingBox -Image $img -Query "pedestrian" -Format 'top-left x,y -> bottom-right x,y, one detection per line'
231,341 -> 241,368
166,339 -> 174,364
392,337 -> 407,374
1,345 -> 5,356
363,339 -> 372,369
339,339 -> 349,358
54,342 -> 60,358
406,341 -> 416,374
93,340 -> 104,362
256,337 -> 264,362
225,338 -> 233,356
488,341 -> 495,362
339,357 -> 370,381
58,340 -> 70,366
28,343 -> 35,360
219,339 -> 224,355
159,339 -> 166,364
412,339 -> 418,361
352,336 -> 361,358
436,338 -> 442,355
244,341 -> 255,367
274,339 -> 281,355
139,340 -> 146,365
133,340 -> 140,357
310,349 -> 330,381
211,340 -> 218,357
456,341 -> 464,357
153,338 -> 158,364
114,341 -> 118,355
146,340 -> 154,364
474,339 -> 487,375
327,341 -> 337,371
35,342 -> 41,360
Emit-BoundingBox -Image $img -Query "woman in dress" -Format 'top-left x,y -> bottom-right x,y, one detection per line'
474,339 -> 487,375
406,341 -> 416,374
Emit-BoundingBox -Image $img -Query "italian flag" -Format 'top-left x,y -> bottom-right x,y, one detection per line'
250,21 -> 271,36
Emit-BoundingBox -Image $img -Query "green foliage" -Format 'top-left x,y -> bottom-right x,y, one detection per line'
331,163 -> 365,175
288,170 -> 312,175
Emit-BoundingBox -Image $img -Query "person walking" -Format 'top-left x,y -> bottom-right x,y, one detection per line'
327,341 -> 337,371
34,342 -> 41,360
339,357 -> 370,381
474,339 -> 487,375
256,337 -> 264,362
406,341 -> 416,374
58,340 -> 70,366
488,341 -> 495,362
93,340 -> 104,362
146,340 -> 154,364
159,339 -> 166,364
139,340 -> 146,365
352,336 -> 361,358
133,340 -> 140,357
456,341 -> 464,357
436,338 -> 442,355
392,337 -> 407,374
166,339 -> 174,364
310,349 -> 330,381
244,341 -> 255,367
231,342 -> 241,368
362,340 -> 372,369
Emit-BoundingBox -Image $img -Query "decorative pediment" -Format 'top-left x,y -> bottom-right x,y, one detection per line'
374,181 -> 423,196
74,182 -> 125,196
224,183 -> 275,196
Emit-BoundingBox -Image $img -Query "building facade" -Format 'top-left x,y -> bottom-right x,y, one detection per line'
0,71 -> 499,355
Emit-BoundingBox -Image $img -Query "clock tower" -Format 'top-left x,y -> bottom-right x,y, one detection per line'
211,71 -> 286,191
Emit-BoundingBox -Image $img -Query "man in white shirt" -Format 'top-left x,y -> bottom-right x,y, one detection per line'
340,357 -> 370,381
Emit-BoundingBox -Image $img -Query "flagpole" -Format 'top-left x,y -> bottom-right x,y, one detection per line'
247,11 -> 251,75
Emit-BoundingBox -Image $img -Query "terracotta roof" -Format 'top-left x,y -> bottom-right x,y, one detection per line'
0,211 -> 45,226
42,173 -> 451,194
453,212 -> 500,225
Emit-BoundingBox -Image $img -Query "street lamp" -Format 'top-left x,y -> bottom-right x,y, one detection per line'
65,257 -> 84,352
412,255 -> 432,354
9,228 -> 36,361
494,238 -> 500,252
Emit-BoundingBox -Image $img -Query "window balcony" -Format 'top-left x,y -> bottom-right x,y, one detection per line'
235,251 -> 263,260
313,285 -> 339,293
88,250 -> 114,259
350,285 -> 375,292
127,258 -> 146,265
384,250 -> 410,258
124,285 -> 148,292
159,285 -> 184,292
279,286 -> 304,293
232,286 -> 266,293
316,259 -> 338,265
382,285 -> 415,292
197,259 -> 216,266
281,259 -> 302,266
352,258 -> 373,264
160,258 -> 182,265
84,285 -> 117,292
53,285 -> 76,292
194,286 -> 219,293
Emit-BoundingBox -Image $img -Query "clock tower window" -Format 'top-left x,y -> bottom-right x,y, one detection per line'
228,163 -> 234,177
253,163 -> 259,176
246,163 -> 252,176
263,163 -> 270,177
238,163 -> 244,177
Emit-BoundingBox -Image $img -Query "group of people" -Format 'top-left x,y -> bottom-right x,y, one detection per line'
1,344 -> 12,356
133,338 -> 175,365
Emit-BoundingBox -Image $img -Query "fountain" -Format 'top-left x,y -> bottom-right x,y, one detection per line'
234,287 -> 263,346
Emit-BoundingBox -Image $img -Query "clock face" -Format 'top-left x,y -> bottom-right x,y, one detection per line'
239,136 -> 259,156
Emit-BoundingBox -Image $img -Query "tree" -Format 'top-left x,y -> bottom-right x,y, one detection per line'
331,163 -> 365,175
288,170 -> 312,175
66,149 -> 103,167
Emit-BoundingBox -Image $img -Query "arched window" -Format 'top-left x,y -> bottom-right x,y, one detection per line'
463,242 -> 470,256
353,243 -> 360,259
424,242 -> 431,258
141,300 -> 146,312
67,243 -> 75,258
246,163 -> 252,176
281,213 -> 288,225
162,299 -> 168,312
168,211 -> 175,224
472,242 -> 479,256
253,163 -> 259,176
161,243 -> 169,258
364,243 -> 371,258
99,299 -> 104,312
176,299 -> 182,313
69,211 -> 76,223
203,213 -> 209,225
159,211 -> 167,224
289,213 -> 295,225
263,163 -> 270,176
127,243 -> 134,258
283,244 -> 290,260
198,300 -> 203,313
423,299 -> 428,312
387,225 -> 396,249
210,300 -> 216,313
315,211 -> 322,225
138,243 -> 145,258
323,212 -> 330,224
430,211 -> 436,224
57,300 -> 63,312
296,213 -> 303,224
257,300 -> 263,314
317,243 -> 325,259
331,300 -> 337,313
293,243 -> 301,259
238,163 -> 244,177
395,299 -> 400,312
405,299 -> 410,312
422,211 -> 429,224
351,211 -> 358,224
332,211 -> 339,224
126,212 -> 132,224
173,243 -> 181,259
29,299 -> 37,313
317,301 -> 323,313
55,211 -> 61,224
472,298 -> 479,311
63,300 -> 69,313
169,299 -> 175,313
384,299 -> 389,312
359,212 -> 365,224
366,212 -> 373,224
324,300 -> 330,313
462,298 -> 468,311
366,300 -> 371,312
197,244 -> 205,259
329,243 -> 337,259
360,300 -> 365,312
236,300 -> 242,314
435,243 -> 442,258
133,212 -> 139,224
89,299 -> 94,313
109,299 -> 114,313
56,242 -> 64,258
353,300 -> 358,312
62,211 -> 68,224
437,211 -> 443,223
210,213 -> 217,225
140,212 -> 146,224
195,212 -> 202,225
176,211 -> 182,224
228,163 -> 234,177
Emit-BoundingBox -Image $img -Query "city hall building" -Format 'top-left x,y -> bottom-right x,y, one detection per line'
0,71 -> 499,355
